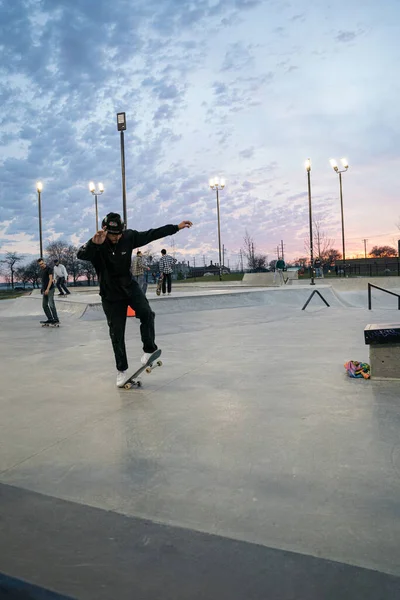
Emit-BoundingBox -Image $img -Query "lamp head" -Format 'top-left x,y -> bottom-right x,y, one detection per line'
98,182 -> 104,193
36,181 -> 43,192
305,159 -> 311,172
340,157 -> 349,170
329,159 -> 338,172
117,112 -> 127,131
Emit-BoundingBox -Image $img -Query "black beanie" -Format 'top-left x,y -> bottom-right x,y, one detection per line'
102,212 -> 124,233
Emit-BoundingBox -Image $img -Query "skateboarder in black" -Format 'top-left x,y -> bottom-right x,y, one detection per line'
77,212 -> 192,387
37,258 -> 60,325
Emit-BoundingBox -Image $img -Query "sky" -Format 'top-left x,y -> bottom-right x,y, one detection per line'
1,0 -> 400,269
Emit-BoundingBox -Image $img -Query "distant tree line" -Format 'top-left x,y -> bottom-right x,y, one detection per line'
0,240 -> 97,289
1,237 -> 398,289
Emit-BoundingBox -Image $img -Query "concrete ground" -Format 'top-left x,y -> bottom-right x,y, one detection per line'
0,284 -> 399,599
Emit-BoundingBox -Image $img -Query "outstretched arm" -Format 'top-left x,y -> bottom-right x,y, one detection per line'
133,221 -> 192,248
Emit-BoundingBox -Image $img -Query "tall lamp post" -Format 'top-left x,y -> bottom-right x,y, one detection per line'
330,158 -> 349,275
89,181 -> 104,231
209,176 -> 225,281
116,112 -> 127,227
305,159 -> 315,285
36,181 -> 43,258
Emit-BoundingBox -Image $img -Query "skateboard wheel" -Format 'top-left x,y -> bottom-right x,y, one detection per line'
137,381 -> 142,388
124,383 -> 132,389
157,360 -> 162,367
145,367 -> 152,374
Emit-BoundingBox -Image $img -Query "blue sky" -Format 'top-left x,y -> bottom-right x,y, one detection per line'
1,0 -> 400,268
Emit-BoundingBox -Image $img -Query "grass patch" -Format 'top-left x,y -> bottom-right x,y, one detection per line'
177,273 -> 244,283
0,289 -> 30,300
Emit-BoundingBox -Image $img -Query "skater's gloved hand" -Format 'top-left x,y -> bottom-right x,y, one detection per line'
178,221 -> 193,230
92,228 -> 108,245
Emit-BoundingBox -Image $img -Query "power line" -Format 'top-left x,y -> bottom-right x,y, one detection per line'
345,230 -> 399,241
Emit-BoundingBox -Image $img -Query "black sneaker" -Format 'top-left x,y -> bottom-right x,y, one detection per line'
40,320 -> 53,325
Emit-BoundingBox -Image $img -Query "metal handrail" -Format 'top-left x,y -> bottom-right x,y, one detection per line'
368,283 -> 400,310
302,290 -> 330,311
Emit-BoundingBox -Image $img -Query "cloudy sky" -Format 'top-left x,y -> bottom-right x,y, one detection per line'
0,0 -> 399,268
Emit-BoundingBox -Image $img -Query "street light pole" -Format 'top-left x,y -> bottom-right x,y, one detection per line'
89,182 -> 104,231
117,112 -> 127,227
330,158 -> 349,276
305,160 -> 315,285
36,181 -> 43,257
209,177 -> 225,281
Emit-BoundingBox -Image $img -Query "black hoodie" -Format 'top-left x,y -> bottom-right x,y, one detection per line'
77,224 -> 179,301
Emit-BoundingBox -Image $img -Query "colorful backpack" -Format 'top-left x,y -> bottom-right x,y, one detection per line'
344,361 -> 370,379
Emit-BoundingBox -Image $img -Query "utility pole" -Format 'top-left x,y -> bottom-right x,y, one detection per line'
362,239 -> 368,259
276,245 -> 280,259
281,240 -> 284,261
239,249 -> 243,272
222,244 -> 225,270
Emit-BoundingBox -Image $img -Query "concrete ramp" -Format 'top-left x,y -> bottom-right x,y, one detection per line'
4,285 -> 395,320
0,295 -> 98,320
0,296 -> 43,318
147,287 -> 346,315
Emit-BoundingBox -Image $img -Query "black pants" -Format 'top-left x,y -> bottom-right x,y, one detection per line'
102,283 -> 157,372
56,277 -> 70,295
161,273 -> 172,294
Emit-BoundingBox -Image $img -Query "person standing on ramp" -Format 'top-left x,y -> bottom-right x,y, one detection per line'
77,212 -> 192,387
37,258 -> 60,325
159,249 -> 177,295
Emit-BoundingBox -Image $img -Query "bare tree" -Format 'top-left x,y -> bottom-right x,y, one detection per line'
370,245 -> 397,258
64,245 -> 85,283
1,252 -> 24,289
17,260 -> 42,289
324,248 -> 342,263
304,219 -> 335,261
46,240 -> 69,263
15,265 -> 31,289
241,230 -> 268,270
81,261 -> 97,285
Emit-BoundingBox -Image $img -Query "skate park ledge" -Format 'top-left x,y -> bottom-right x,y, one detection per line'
365,323 -> 400,380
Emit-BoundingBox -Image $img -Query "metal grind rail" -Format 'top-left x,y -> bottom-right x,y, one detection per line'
368,283 -> 400,310
302,290 -> 330,311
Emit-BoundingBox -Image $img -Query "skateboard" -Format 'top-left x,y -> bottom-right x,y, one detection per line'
41,321 -> 60,327
156,275 -> 163,296
123,349 -> 163,389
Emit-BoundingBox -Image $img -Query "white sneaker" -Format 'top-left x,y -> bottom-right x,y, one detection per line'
116,370 -> 129,387
141,352 -> 152,366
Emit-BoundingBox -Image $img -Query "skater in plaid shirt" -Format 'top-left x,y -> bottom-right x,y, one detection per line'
159,249 -> 177,295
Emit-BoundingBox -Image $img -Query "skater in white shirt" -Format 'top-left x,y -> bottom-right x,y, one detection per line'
53,260 -> 71,296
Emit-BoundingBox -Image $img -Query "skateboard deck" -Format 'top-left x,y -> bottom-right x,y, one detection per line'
122,349 -> 162,389
41,322 -> 60,327
156,275 -> 163,296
